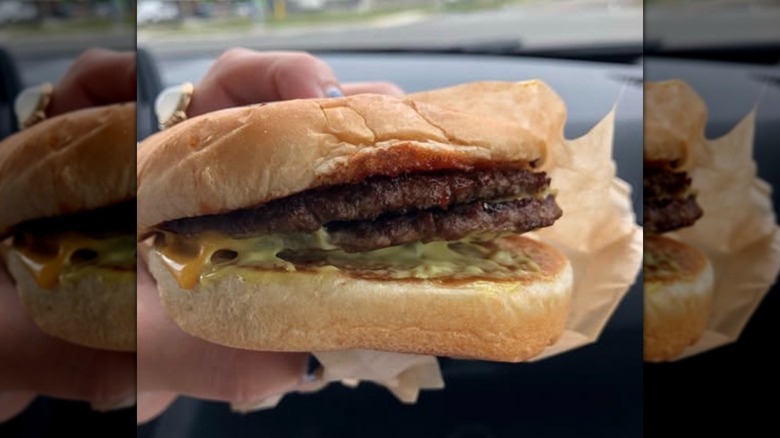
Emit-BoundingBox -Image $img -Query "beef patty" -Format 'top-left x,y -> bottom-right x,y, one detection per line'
10,199 -> 136,238
644,166 -> 703,234
160,168 -> 561,252
329,196 -> 561,252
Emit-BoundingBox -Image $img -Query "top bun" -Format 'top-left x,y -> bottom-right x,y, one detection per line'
644,80 -> 708,170
137,92 -> 551,234
0,103 -> 136,234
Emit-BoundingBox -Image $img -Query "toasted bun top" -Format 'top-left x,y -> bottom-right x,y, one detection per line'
644,80 -> 708,170
644,235 -> 710,286
137,90 -> 555,233
0,103 -> 136,234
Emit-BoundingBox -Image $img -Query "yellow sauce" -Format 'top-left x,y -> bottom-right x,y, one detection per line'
12,232 -> 136,289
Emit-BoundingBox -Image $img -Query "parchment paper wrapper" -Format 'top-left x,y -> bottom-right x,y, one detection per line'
664,101 -> 780,361
231,81 -> 642,411
411,82 -> 643,360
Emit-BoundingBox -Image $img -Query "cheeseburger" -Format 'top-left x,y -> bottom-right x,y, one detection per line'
138,91 -> 572,362
0,103 -> 136,352
644,81 -> 714,362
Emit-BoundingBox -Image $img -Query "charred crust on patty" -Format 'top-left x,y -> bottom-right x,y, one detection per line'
643,164 -> 703,234
158,168 -> 558,247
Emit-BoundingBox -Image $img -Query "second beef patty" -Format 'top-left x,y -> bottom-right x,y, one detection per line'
160,168 -> 562,252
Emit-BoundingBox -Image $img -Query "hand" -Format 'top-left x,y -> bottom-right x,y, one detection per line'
187,48 -> 404,117
0,264 -> 136,421
0,48 -> 136,422
47,48 -> 136,116
137,49 -> 404,423
136,259 -> 308,422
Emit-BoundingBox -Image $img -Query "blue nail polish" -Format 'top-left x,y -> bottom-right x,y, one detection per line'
326,86 -> 344,98
304,355 -> 322,382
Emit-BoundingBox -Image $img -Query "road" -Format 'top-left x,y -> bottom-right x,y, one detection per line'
6,0 -> 778,59
4,1 -> 640,58
135,1 -> 642,56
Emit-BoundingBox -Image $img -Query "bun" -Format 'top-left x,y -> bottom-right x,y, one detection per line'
137,94 -> 549,233
644,236 -> 713,362
147,236 -> 572,362
5,249 -> 136,352
0,103 -> 136,234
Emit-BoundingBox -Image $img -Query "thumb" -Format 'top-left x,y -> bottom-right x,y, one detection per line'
48,48 -> 136,116
188,49 -> 342,117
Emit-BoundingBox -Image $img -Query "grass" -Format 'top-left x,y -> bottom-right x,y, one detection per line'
263,6 -> 429,28
262,0 -> 525,27
0,17 -> 134,37
142,0 -> 526,34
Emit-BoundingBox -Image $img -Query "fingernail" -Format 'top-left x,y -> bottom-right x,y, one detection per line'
91,394 -> 136,412
303,355 -> 322,383
136,391 -> 178,424
325,86 -> 344,98
230,393 -> 285,413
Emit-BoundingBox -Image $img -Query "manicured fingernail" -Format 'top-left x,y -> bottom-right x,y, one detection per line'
325,86 -> 344,98
303,355 -> 322,382
91,394 -> 136,412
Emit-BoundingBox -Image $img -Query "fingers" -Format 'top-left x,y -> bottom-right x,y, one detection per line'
188,49 -> 342,117
0,261 -> 136,406
342,81 -> 405,97
137,259 -> 307,416
4,49 -> 406,424
136,391 -> 178,424
47,48 -> 136,116
187,49 -> 406,118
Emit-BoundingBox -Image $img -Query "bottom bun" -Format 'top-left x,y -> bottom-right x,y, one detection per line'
6,250 -> 136,352
644,236 -> 713,362
149,236 -> 573,362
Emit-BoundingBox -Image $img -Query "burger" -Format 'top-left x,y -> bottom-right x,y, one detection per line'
0,103 -> 136,352
644,80 -> 713,362
137,93 -> 572,362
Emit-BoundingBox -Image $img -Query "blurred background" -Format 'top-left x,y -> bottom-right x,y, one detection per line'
646,0 -> 780,63
134,0 -> 642,56
0,1 -> 134,54
644,1 -> 779,437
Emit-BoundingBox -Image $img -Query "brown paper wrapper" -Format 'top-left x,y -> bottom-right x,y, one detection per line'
411,81 -> 643,360
668,109 -> 780,360
231,81 -> 642,411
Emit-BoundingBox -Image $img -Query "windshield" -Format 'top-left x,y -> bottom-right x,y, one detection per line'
134,0 -> 642,57
646,0 -> 780,50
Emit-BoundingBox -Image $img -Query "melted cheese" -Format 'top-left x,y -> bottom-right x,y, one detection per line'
12,233 -> 136,289
157,233 -> 293,290
155,229 -> 540,290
